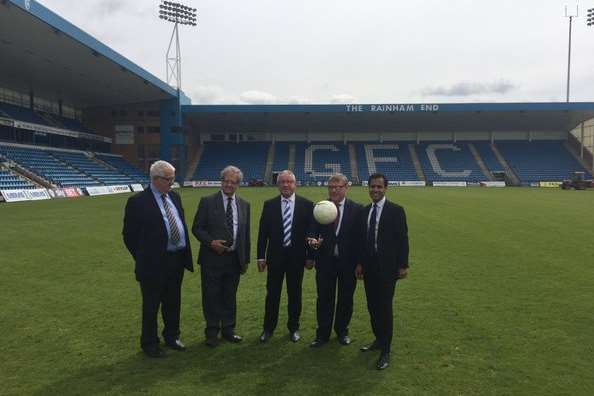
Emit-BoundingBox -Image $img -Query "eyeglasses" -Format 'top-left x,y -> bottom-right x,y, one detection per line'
157,176 -> 175,183
328,184 -> 347,190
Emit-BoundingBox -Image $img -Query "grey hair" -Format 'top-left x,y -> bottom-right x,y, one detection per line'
277,170 -> 296,184
328,173 -> 348,185
150,160 -> 175,178
220,165 -> 243,182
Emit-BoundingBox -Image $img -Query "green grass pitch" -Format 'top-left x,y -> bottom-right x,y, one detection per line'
1,186 -> 593,395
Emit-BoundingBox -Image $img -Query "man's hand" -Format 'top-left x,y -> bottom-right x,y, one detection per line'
307,237 -> 322,250
398,267 -> 408,280
355,264 -> 364,280
257,259 -> 267,272
210,239 -> 228,255
305,259 -> 315,270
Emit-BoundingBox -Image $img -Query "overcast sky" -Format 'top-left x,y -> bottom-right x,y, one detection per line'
38,0 -> 594,105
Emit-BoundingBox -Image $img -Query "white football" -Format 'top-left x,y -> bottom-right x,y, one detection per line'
313,200 -> 338,225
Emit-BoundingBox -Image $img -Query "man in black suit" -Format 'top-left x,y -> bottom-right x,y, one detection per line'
123,160 -> 193,358
356,173 -> 409,370
192,165 -> 250,347
307,173 -> 362,347
257,170 -> 314,343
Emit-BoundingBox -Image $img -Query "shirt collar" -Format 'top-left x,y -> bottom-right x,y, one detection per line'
373,196 -> 386,209
150,183 -> 166,198
281,193 -> 295,203
221,190 -> 236,201
331,197 -> 346,207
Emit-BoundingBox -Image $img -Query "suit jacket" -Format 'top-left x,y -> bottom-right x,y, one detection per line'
360,199 -> 409,277
308,198 -> 363,271
192,191 -> 251,273
123,188 -> 193,281
257,194 -> 313,265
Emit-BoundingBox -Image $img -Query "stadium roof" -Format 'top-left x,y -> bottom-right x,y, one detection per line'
0,0 -> 178,108
182,102 -> 594,134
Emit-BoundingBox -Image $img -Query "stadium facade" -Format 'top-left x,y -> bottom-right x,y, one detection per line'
1,0 -> 593,201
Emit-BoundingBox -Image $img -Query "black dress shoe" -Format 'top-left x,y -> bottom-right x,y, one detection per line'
205,337 -> 219,348
223,333 -> 243,343
143,345 -> 166,358
337,335 -> 351,345
289,331 -> 301,342
309,338 -> 328,348
376,353 -> 390,370
360,341 -> 380,352
165,339 -> 186,351
259,331 -> 273,343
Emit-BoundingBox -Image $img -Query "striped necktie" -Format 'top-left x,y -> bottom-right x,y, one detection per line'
161,194 -> 181,245
282,198 -> 292,247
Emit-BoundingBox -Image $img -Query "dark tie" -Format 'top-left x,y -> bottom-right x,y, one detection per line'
333,202 -> 341,234
367,204 -> 377,253
226,196 -> 234,245
161,194 -> 181,245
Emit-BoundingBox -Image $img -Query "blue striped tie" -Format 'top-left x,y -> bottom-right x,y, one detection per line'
282,199 -> 292,247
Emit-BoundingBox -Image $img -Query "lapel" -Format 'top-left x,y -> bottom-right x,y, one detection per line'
146,189 -> 167,236
377,199 -> 389,238
236,196 -> 244,229
364,203 -> 372,235
336,199 -> 349,237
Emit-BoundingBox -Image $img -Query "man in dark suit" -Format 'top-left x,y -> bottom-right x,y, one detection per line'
192,165 -> 250,347
257,170 -> 314,343
307,173 -> 362,348
356,173 -> 409,370
123,160 -> 193,358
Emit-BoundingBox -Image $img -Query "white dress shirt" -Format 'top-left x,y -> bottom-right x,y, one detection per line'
367,196 -> 386,251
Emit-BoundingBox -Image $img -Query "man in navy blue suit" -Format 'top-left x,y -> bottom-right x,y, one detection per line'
356,173 -> 409,370
123,160 -> 193,358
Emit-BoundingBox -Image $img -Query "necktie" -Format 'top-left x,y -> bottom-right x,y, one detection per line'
282,199 -> 292,247
367,203 -> 377,253
226,196 -> 234,246
161,194 -> 181,245
333,202 -> 341,235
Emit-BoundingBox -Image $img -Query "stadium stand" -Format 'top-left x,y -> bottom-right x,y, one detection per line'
95,154 -> 150,185
50,151 -> 136,185
355,142 -> 419,182
0,102 -> 48,125
416,142 -> 484,182
192,142 -> 269,181
0,144 -> 149,188
190,140 -> 593,185
0,167 -> 36,190
496,140 -> 593,183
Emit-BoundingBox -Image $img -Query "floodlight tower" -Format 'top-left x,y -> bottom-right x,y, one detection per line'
564,5 -> 578,103
158,1 -> 197,92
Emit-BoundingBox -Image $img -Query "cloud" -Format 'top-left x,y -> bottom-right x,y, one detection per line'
188,85 -> 229,104
329,94 -> 356,104
239,90 -> 278,104
421,80 -> 516,97
91,0 -> 126,16
286,96 -> 311,104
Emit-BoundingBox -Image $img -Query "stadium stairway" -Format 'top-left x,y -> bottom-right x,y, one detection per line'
488,143 -> 520,185
408,144 -> 426,182
264,143 -> 275,184
185,145 -> 203,180
348,143 -> 359,183
468,143 -> 495,181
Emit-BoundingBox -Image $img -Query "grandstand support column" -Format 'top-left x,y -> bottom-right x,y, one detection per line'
348,143 -> 359,183
580,122 -> 585,159
159,98 -> 185,179
490,143 -> 520,185
264,143 -> 275,184
468,143 -> 495,181
408,144 -> 426,182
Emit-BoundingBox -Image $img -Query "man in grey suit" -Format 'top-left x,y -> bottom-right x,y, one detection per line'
192,165 -> 250,347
